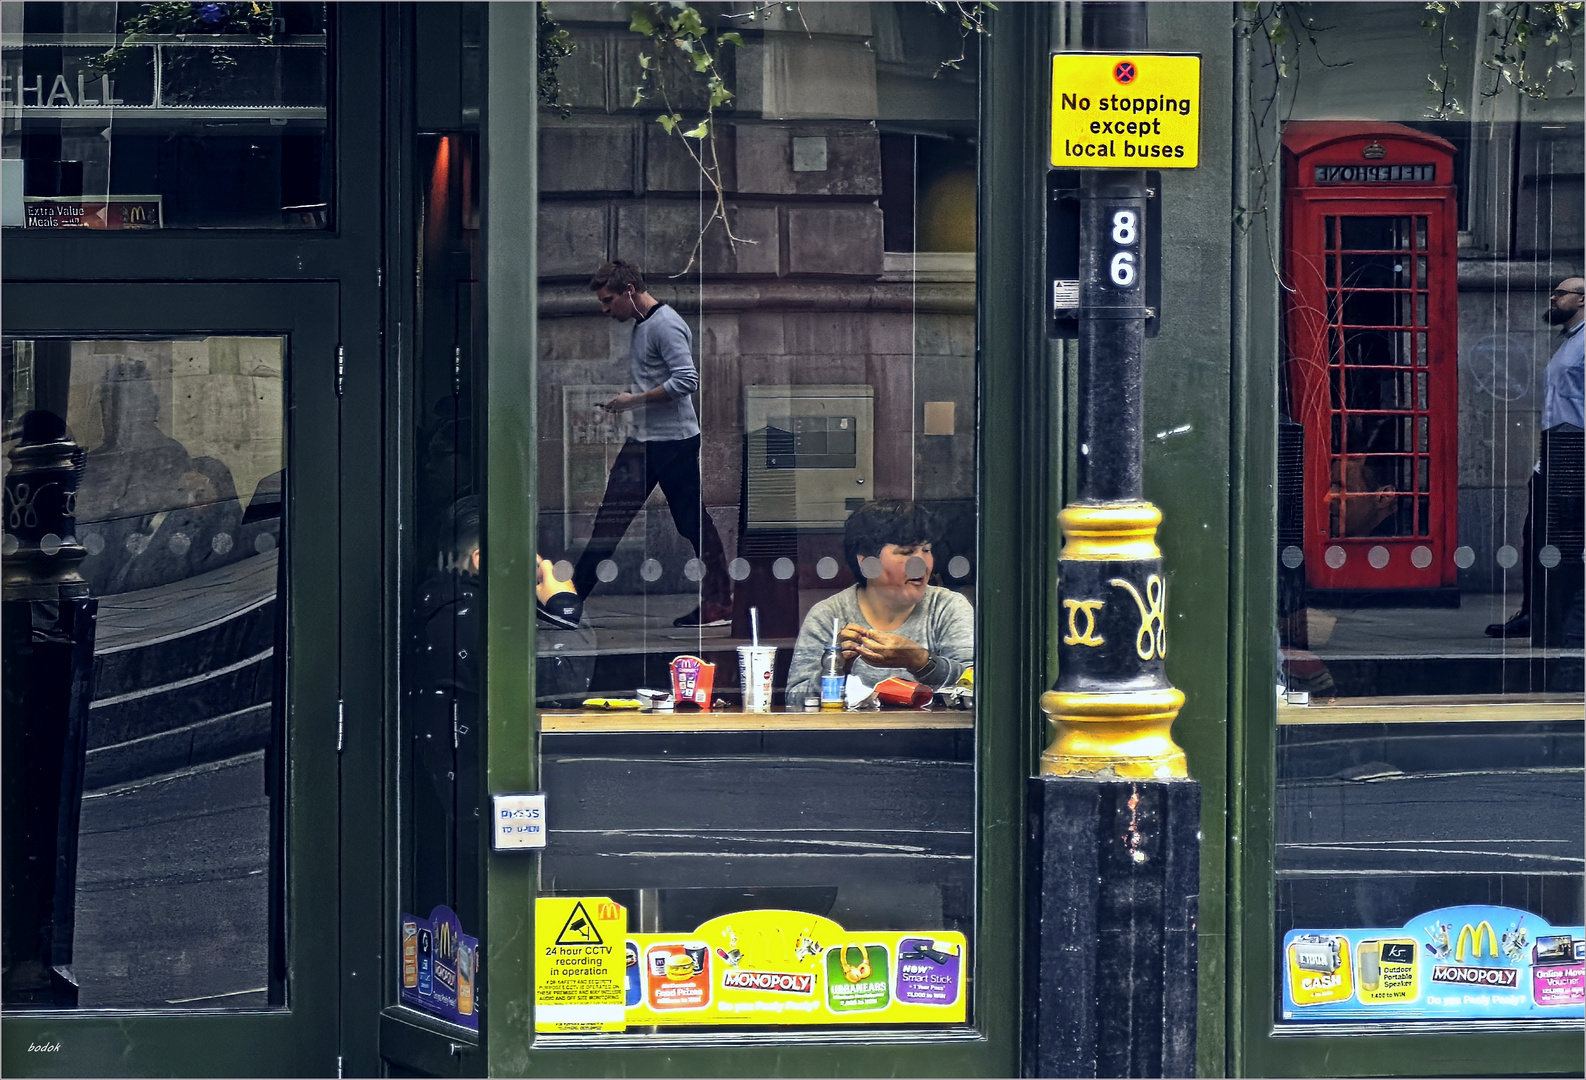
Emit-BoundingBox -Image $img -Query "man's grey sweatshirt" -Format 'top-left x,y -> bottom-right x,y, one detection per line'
628,302 -> 700,442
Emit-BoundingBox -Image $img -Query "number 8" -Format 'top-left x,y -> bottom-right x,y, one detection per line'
1111,210 -> 1138,245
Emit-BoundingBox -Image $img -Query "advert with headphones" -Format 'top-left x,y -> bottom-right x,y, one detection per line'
1282,904 -> 1585,1021
534,901 -> 966,1031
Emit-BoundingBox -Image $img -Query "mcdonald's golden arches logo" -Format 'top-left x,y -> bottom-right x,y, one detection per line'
1455,921 -> 1497,962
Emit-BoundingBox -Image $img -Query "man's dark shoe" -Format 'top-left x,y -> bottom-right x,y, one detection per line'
1485,612 -> 1529,638
673,602 -> 732,628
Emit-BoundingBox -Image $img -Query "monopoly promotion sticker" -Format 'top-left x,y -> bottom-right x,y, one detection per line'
1281,905 -> 1585,1022
399,906 -> 480,1030
625,909 -> 966,1026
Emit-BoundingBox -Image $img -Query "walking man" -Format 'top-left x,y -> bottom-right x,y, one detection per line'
1487,276 -> 1584,637
573,260 -> 732,627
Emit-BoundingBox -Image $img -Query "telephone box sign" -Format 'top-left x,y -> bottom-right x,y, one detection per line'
1049,53 -> 1201,169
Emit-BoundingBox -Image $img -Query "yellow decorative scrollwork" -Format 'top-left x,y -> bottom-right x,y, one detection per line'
1108,574 -> 1166,660
1062,599 -> 1106,647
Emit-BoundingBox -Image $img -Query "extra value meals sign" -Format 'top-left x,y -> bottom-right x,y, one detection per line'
1050,53 -> 1202,168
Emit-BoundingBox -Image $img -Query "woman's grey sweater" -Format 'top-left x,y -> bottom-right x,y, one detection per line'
784,584 -> 974,707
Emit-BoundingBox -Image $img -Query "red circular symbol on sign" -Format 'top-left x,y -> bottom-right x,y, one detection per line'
1114,61 -> 1137,84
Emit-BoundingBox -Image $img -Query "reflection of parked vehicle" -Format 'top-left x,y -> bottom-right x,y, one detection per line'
1534,935 -> 1574,965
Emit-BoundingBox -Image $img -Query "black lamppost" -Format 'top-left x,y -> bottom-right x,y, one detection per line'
1024,5 -> 1201,1076
2,408 -> 97,1008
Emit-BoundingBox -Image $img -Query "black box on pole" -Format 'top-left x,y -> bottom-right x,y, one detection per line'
1023,776 -> 1200,1078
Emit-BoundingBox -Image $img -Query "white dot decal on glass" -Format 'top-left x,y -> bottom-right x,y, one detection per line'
1453,545 -> 1475,569
1280,546 -> 1304,569
948,555 -> 971,579
728,557 -> 751,581
39,532 -> 62,556
860,556 -> 882,579
211,532 -> 234,555
169,531 -> 191,555
82,531 -> 104,555
0,533 -> 16,557
1496,544 -> 1519,569
255,532 -> 277,554
1410,545 -> 1433,569
640,558 -> 663,582
596,559 -> 619,583
126,533 -> 148,554
816,556 -> 839,580
552,559 -> 574,582
1539,544 -> 1562,569
1367,545 -> 1389,569
904,555 -> 929,579
1324,545 -> 1346,569
772,557 -> 795,581
683,558 -> 705,582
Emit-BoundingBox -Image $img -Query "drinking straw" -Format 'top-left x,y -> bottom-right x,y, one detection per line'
829,615 -> 840,648
750,606 -> 761,648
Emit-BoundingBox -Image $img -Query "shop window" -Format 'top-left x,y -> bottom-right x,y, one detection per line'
1274,121 -> 1584,1029
1,2 -> 330,230
526,2 -> 978,1036
2,335 -> 286,1010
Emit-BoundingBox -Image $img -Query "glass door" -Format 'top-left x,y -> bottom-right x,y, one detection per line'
1,282 -> 341,1075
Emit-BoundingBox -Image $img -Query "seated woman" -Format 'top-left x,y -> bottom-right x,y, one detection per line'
786,500 -> 973,706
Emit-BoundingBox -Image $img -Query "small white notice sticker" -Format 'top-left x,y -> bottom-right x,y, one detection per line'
492,792 -> 547,850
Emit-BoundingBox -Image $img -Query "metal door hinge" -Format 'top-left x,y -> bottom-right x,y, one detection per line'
336,1054 -> 343,1078
453,346 -> 462,396
336,345 -> 345,397
337,699 -> 345,754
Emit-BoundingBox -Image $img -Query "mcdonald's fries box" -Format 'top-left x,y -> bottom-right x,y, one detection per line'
534,900 -> 967,1031
1282,905 -> 1585,1021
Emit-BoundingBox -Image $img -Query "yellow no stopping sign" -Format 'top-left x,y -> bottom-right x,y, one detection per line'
1050,53 -> 1202,168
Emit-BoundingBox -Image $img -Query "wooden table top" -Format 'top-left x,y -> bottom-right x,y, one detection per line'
538,707 -> 974,733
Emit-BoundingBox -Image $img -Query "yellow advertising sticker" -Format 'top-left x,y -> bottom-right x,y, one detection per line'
1050,53 -> 1202,168
1286,933 -> 1354,1006
1356,937 -> 1420,1004
626,909 -> 967,1026
534,897 -> 627,1032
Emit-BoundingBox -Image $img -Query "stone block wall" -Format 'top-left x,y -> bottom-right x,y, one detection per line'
536,4 -> 978,594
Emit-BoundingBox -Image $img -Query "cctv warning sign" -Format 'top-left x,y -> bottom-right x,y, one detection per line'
535,897 -> 626,1032
1050,53 -> 1202,168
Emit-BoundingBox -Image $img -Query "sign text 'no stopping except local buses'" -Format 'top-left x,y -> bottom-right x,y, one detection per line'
1050,54 -> 1202,169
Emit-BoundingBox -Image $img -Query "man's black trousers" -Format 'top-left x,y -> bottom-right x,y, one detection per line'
573,434 -> 730,605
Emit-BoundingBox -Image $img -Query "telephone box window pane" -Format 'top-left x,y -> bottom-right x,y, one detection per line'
2,336 -> 286,1011
1,2 -> 331,231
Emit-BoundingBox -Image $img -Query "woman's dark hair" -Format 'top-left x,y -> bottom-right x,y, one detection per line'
842,499 -> 936,586
589,259 -> 647,295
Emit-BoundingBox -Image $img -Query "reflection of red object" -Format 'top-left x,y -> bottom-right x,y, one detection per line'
1281,122 -> 1459,592
670,655 -> 715,709
1114,61 -> 1137,84
875,677 -> 933,708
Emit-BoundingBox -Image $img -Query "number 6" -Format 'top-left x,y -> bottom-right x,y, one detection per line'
1111,210 -> 1138,245
1110,251 -> 1137,287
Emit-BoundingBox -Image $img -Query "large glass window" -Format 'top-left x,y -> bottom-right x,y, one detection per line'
529,1 -> 978,1034
1274,113 -> 1583,1028
1,2 -> 330,230
2,335 -> 285,1010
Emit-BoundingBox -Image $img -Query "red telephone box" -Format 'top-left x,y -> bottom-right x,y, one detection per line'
1282,122 -> 1459,593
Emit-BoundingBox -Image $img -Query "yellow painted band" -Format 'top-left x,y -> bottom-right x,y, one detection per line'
1059,502 -> 1163,561
1038,688 -> 1188,779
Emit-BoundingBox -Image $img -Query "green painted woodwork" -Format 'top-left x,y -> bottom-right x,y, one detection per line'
0,283 -> 344,1078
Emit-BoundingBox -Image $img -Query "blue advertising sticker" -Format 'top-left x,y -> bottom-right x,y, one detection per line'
400,906 -> 480,1030
1281,905 -> 1585,1022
